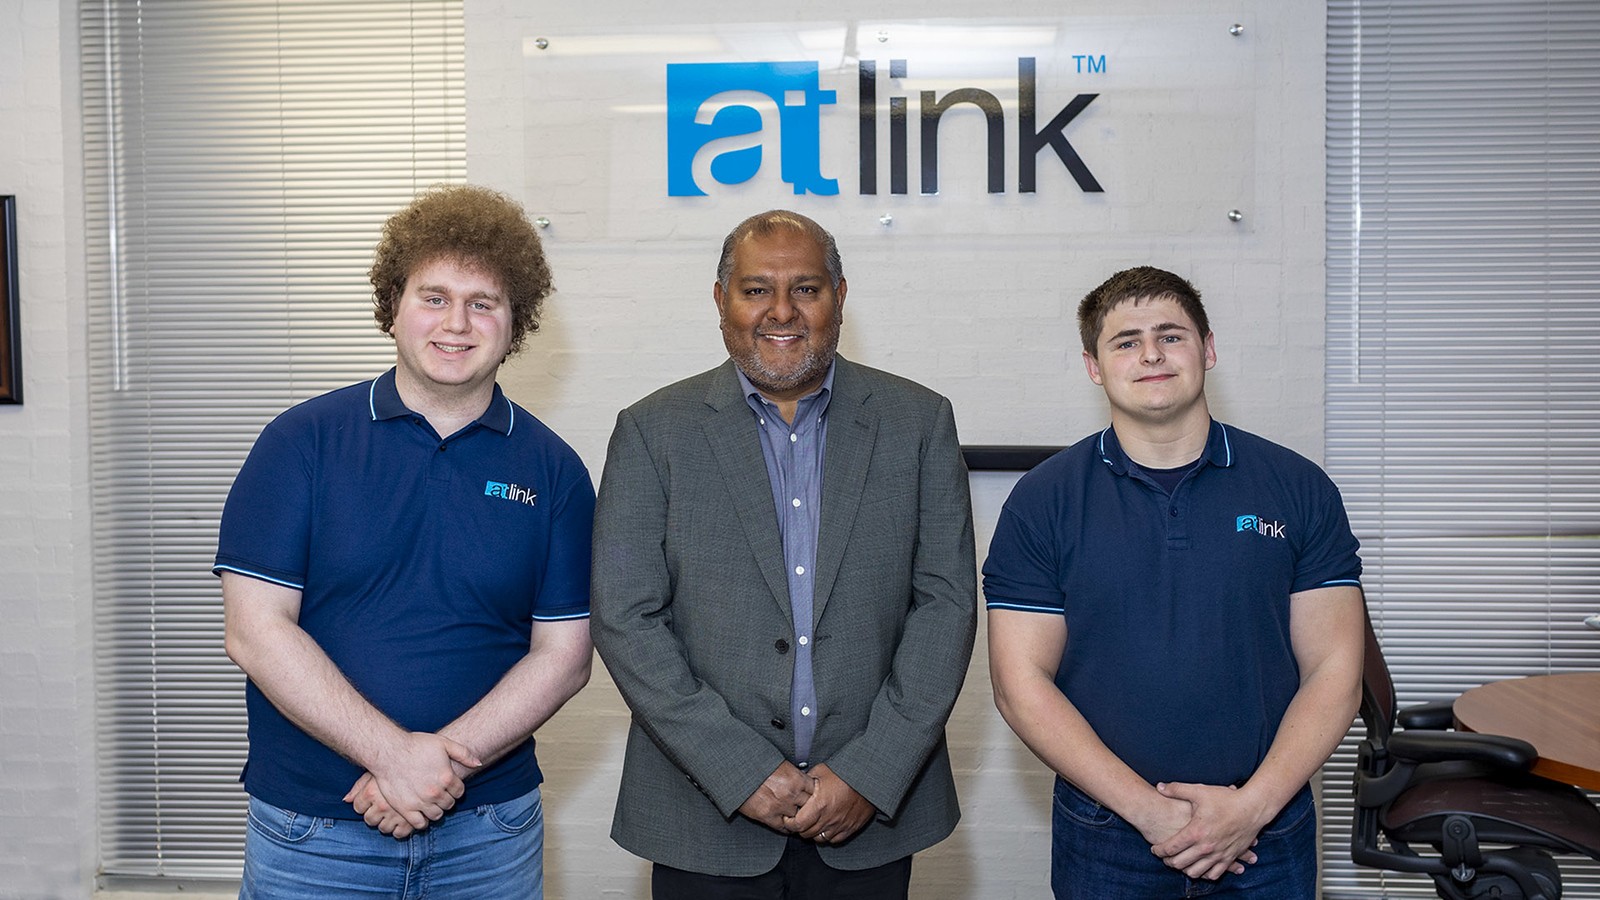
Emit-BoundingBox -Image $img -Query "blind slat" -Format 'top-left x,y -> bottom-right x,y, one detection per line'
1322,1 -> 1600,896
83,0 -> 466,878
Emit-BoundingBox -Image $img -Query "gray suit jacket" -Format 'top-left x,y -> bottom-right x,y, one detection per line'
590,356 -> 977,875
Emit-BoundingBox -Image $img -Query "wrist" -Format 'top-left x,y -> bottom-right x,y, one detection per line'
1230,781 -> 1281,830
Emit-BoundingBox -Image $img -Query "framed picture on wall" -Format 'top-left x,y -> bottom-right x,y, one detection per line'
0,195 -> 19,404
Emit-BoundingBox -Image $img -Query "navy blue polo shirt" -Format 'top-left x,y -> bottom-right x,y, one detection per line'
983,420 -> 1360,787
214,369 -> 594,817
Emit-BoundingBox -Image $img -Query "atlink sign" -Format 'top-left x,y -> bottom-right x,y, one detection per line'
666,57 -> 1104,197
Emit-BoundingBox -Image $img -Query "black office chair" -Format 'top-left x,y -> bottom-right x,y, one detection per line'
1353,613 -> 1600,899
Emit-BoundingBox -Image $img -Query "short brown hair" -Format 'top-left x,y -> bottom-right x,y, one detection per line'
369,184 -> 552,357
1077,266 -> 1209,355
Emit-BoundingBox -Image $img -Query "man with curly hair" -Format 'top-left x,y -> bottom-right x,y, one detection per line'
214,185 -> 593,898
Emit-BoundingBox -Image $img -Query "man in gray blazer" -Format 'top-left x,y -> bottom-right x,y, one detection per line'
591,210 -> 976,898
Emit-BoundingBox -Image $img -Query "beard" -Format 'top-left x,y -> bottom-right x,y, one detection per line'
722,311 -> 842,397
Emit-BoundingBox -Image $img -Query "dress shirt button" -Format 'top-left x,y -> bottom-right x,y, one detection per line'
792,498 -> 802,508
789,433 -> 797,443
795,565 -> 805,576
771,717 -> 786,730
798,635 -> 809,646
1170,507 -> 1178,517
801,706 -> 811,717
774,639 -> 789,654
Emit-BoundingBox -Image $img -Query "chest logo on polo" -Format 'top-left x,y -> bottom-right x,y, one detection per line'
1236,514 -> 1285,539
485,480 -> 538,507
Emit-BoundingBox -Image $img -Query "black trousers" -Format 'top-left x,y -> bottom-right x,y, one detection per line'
651,836 -> 912,900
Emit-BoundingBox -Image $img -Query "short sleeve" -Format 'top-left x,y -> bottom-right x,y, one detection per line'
983,488 -> 1067,615
213,419 -> 314,590
530,464 -> 595,621
1289,471 -> 1362,594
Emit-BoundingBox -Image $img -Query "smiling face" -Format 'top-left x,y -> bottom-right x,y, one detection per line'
1083,294 -> 1216,429
389,255 -> 512,410
713,226 -> 846,407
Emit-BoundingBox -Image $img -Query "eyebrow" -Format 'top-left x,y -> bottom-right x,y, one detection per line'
416,282 -> 501,301
1105,321 -> 1190,344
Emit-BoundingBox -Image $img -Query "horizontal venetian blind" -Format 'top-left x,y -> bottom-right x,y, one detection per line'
1323,1 -> 1600,896
81,0 -> 464,877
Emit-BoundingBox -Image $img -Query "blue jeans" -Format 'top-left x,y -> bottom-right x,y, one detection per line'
240,788 -> 544,899
1051,779 -> 1316,899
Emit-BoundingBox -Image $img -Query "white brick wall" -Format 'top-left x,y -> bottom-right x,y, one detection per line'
1,0 -> 1325,896
479,1 -> 1328,896
0,1 -> 97,898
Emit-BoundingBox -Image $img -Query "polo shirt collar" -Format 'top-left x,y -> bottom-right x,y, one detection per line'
1095,418 -> 1235,476
366,367 -> 515,436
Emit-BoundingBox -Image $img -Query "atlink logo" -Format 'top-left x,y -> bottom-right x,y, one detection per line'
1235,514 -> 1285,539
485,481 -> 538,507
666,57 -> 1102,197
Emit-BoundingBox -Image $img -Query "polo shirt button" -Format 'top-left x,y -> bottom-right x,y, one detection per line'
774,639 -> 790,654
1170,507 -> 1177,516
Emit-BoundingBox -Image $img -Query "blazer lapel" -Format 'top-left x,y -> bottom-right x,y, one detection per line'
813,358 -> 877,625
701,361 -> 792,614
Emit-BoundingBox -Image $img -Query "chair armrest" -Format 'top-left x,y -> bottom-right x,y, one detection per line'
1387,730 -> 1537,771
1395,699 -> 1456,731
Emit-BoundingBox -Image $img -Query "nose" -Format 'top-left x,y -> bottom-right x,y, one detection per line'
442,301 -> 470,333
768,291 -> 797,324
1141,338 -> 1164,364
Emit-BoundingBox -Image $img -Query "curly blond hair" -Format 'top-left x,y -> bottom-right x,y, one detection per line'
369,184 -> 551,356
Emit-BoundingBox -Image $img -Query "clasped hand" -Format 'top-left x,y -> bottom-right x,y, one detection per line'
343,731 -> 480,839
738,762 -> 875,846
1144,782 -> 1267,881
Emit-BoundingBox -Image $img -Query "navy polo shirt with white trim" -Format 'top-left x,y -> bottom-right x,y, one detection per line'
983,420 -> 1360,787
214,368 -> 594,817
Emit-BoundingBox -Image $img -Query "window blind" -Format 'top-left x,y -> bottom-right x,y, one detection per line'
1323,1 -> 1600,896
80,0 -> 464,877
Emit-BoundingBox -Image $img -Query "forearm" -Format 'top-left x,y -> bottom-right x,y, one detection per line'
1238,585 -> 1365,815
1237,656 -> 1362,815
825,397 -> 976,813
994,668 -> 1180,837
592,613 -> 786,814
226,600 -> 405,770
824,592 -> 974,815
440,619 -> 593,773
590,411 -> 788,814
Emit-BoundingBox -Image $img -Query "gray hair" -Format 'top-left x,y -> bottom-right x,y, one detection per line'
715,210 -> 843,292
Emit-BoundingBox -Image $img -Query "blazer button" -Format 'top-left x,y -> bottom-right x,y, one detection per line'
771,717 -> 786,730
774,639 -> 790,654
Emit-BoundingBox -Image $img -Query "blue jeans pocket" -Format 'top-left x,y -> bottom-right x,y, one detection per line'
483,788 -> 543,835
1261,787 -> 1314,838
1053,779 -> 1117,828
246,796 -> 324,845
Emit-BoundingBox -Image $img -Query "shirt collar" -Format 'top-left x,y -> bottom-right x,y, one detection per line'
734,361 -> 837,419
367,367 -> 515,436
1096,418 -> 1234,476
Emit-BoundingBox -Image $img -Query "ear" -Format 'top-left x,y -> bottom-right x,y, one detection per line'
834,277 -> 847,320
1083,349 -> 1104,386
712,280 -> 727,319
1203,331 -> 1217,370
